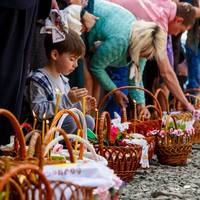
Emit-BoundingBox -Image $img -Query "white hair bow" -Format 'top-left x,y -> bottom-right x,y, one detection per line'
40,5 -> 83,43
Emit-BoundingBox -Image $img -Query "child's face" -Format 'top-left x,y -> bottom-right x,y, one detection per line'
55,53 -> 79,75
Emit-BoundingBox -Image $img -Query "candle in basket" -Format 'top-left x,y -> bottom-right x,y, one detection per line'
32,110 -> 37,130
74,129 -> 81,162
81,96 -> 86,116
55,88 -> 61,115
46,120 -> 49,133
42,113 -> 46,142
133,99 -> 137,133
95,108 -> 99,135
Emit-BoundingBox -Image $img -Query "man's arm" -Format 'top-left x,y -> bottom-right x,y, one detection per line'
156,52 -> 194,111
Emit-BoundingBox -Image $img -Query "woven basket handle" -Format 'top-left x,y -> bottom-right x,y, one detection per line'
27,131 -> 42,159
0,164 -> 53,200
25,130 -> 41,143
185,93 -> 200,109
98,86 -> 162,118
0,109 -> 26,160
171,93 -> 200,110
44,134 -> 99,162
98,112 -> 111,154
165,115 -> 177,131
40,127 -> 75,169
154,88 -> 170,113
50,109 -> 84,159
138,105 -> 162,121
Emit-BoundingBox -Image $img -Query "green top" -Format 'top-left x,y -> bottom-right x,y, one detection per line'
87,0 -> 136,91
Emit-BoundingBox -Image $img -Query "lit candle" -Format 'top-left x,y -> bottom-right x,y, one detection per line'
74,129 -> 81,162
46,120 -> 49,133
133,99 -> 137,120
42,113 -> 46,143
82,97 -> 86,116
55,88 -> 61,115
95,108 -> 99,135
133,99 -> 137,133
32,110 -> 37,130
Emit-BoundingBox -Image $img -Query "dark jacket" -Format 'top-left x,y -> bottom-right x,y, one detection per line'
0,0 -> 35,9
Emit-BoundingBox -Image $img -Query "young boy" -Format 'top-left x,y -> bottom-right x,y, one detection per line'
25,29 -> 95,134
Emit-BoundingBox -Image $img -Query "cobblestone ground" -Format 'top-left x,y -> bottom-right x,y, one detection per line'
120,145 -> 200,200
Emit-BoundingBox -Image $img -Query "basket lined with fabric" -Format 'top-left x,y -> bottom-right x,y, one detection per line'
170,92 -> 200,144
98,86 -> 162,162
155,115 -> 193,166
50,180 -> 95,200
50,108 -> 86,160
94,111 -> 142,182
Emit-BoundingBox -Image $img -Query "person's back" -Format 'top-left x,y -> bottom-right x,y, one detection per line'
88,0 -> 135,54
109,0 -> 176,32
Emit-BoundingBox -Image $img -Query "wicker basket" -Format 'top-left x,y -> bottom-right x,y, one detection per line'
95,111 -> 142,182
156,116 -> 193,166
50,180 -> 95,200
99,86 -> 163,163
0,109 -> 26,159
0,164 -> 53,200
50,109 -> 85,160
169,92 -> 200,144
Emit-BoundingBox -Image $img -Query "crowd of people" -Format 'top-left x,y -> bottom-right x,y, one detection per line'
0,0 -> 200,145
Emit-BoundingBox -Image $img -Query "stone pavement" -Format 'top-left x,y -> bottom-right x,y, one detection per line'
120,145 -> 200,200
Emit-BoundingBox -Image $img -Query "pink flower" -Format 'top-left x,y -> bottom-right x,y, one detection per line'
113,175 -> 123,190
147,130 -> 159,136
93,187 -> 110,200
110,126 -> 118,144
52,143 -> 63,154
159,130 -> 167,138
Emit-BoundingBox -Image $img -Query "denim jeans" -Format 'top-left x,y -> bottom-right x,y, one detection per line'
104,66 -> 129,119
185,46 -> 200,89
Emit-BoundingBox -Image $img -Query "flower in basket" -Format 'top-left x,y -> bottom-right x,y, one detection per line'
52,143 -> 63,154
110,126 -> 124,145
146,129 -> 160,137
110,113 -> 130,145
146,120 -> 195,139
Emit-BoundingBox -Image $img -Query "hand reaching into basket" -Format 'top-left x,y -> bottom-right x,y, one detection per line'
68,87 -> 88,103
184,102 -> 195,112
113,90 -> 129,108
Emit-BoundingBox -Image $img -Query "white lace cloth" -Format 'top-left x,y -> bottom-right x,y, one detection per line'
123,138 -> 149,168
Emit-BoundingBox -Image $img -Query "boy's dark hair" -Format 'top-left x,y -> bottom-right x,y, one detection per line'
44,29 -> 85,59
176,2 -> 196,26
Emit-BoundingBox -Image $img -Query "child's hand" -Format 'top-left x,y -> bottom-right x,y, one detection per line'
85,95 -> 97,114
68,87 -> 88,103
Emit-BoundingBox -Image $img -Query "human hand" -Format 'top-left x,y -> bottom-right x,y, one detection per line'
113,90 -> 129,108
82,11 -> 99,32
183,102 -> 195,112
68,87 -> 88,103
51,0 -> 59,9
85,95 -> 97,114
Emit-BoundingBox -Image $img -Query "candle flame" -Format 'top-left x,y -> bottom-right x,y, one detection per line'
43,112 -> 46,119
